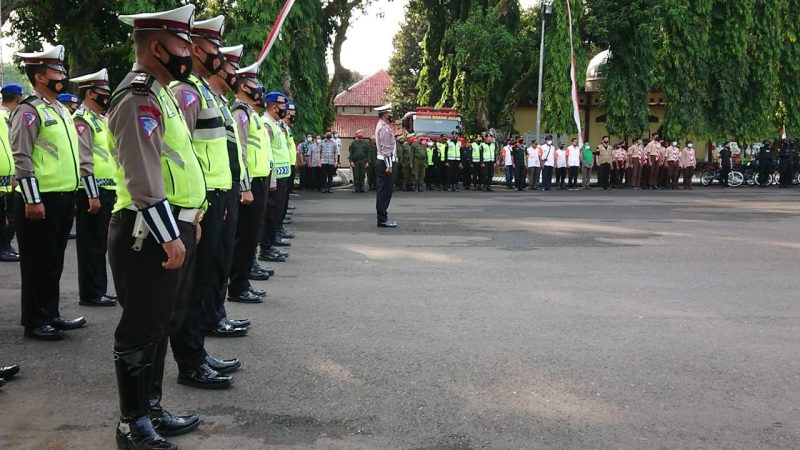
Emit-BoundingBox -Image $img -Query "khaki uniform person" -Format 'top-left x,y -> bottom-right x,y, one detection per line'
348,129 -> 369,193
411,135 -> 427,192
12,45 -> 86,340
70,68 -> 119,308
108,5 -> 206,448
645,135 -> 661,189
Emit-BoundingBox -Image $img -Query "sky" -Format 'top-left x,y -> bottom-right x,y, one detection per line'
338,0 -> 539,76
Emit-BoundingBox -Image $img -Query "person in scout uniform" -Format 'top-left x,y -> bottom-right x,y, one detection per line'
166,15 -> 243,390
11,45 -> 86,341
411,133 -> 427,192
201,42 -> 260,329
0,83 -> 22,263
70,68 -> 118,307
108,5 -> 207,447
228,58 -> 275,303
348,129 -> 369,193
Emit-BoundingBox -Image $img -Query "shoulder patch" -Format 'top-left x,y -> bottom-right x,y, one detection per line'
138,116 -> 159,139
75,122 -> 89,136
237,110 -> 248,125
180,89 -> 199,110
22,111 -> 37,128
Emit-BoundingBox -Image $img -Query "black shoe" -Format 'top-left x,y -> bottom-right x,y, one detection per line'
248,267 -> 270,281
252,262 -> 275,276
274,238 -> 291,247
228,290 -> 263,304
0,250 -> 19,262
80,296 -> 117,307
282,217 -> 293,224
0,378 -> 4,388
104,293 -> 118,300
150,409 -> 200,438
205,355 -> 241,375
206,320 -> 248,337
278,228 -> 295,239
0,365 -> 19,379
225,318 -> 251,328
259,253 -> 286,263
248,287 -> 266,297
269,248 -> 289,258
377,221 -> 398,228
51,316 -> 87,330
25,325 -> 64,340
177,364 -> 233,390
287,204 -> 296,210
117,417 -> 177,450
67,232 -> 76,240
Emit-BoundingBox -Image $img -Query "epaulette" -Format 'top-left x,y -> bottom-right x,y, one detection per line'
20,95 -> 43,107
109,71 -> 159,113
73,106 -> 87,118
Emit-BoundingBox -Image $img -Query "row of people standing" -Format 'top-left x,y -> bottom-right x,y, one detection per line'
296,133 -> 341,192
7,6 -> 300,449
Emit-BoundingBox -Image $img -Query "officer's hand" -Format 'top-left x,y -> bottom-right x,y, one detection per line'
386,166 -> 393,175
240,190 -> 254,205
195,223 -> 202,243
161,238 -> 185,269
87,197 -> 101,215
25,203 -> 45,221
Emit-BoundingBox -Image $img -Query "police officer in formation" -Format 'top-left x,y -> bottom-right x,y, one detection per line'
0,83 -> 22,262
757,139 -> 775,187
12,45 -> 86,340
348,129 -> 369,192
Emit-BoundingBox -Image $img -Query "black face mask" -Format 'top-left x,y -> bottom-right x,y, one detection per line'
243,84 -> 261,103
277,108 -> 287,119
200,48 -> 224,75
223,70 -> 240,91
46,78 -> 67,94
157,43 -> 192,82
94,91 -> 111,112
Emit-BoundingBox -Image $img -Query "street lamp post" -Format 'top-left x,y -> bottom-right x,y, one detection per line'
535,0 -> 554,146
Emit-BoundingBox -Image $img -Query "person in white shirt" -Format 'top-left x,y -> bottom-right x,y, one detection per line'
566,138 -> 580,190
502,140 -> 514,189
554,143 -> 568,189
526,140 -> 541,190
539,135 -> 556,191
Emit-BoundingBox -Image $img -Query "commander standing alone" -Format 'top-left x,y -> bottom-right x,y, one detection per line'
374,105 -> 396,228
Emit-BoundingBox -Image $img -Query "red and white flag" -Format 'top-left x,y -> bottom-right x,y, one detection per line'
256,0 -> 296,65
781,124 -> 787,139
565,0 -> 583,146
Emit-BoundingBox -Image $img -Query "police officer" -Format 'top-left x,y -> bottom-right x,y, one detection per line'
460,136 -> 472,189
445,134 -> 461,191
349,129 -> 369,192
229,58 -> 275,302
375,105 -> 397,227
259,91 -> 292,262
202,43 -> 261,328
401,134 -> 415,191
411,134 -> 427,192
56,92 -> 80,113
777,139 -> 793,188
167,15 -> 244,388
12,45 -> 85,340
70,68 -> 118,307
471,135 -> 483,190
757,139 -> 775,187
0,83 -> 22,262
481,134 -> 496,191
434,135 -> 446,190
109,5 -> 204,447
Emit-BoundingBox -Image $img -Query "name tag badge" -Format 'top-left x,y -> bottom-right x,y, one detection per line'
90,116 -> 103,132
220,105 -> 232,124
41,108 -> 58,126
161,94 -> 176,118
199,85 -> 214,104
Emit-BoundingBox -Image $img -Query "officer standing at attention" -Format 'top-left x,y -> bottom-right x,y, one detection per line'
757,139 -> 774,188
367,136 -> 377,191
778,139 -> 793,188
109,5 -> 205,447
259,91 -> 292,262
56,93 -> 80,114
168,15 -> 242,386
375,105 -> 397,227
470,135 -> 483,190
411,133 -> 427,192
481,134 -> 496,191
445,133 -> 461,192
0,84 -> 22,263
348,129 -> 369,193
70,68 -> 118,307
12,45 -> 86,340
229,59 -> 275,302
401,134 -> 415,191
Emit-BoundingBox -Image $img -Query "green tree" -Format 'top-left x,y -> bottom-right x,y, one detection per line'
780,0 -> 800,134
386,4 -> 426,117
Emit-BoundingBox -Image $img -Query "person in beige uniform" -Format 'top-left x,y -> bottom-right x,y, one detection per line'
11,45 -> 86,340
107,5 -> 206,448
666,140 -> 681,189
680,141 -> 697,189
645,134 -> 661,189
627,138 -> 644,189
596,136 -> 613,190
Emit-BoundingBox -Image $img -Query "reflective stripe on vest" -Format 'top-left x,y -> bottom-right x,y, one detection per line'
471,142 -> 481,162
482,143 -> 496,161
264,115 -> 290,179
174,76 -> 231,189
426,147 -> 434,165
20,97 -> 80,193
114,86 -> 207,212
238,105 -> 271,178
74,107 -> 117,190
446,141 -> 459,160
0,109 -> 13,192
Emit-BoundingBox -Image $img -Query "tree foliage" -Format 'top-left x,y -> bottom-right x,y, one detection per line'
385,4 -> 426,118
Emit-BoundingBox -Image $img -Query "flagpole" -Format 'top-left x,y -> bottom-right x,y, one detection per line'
535,0 -> 553,145
256,0 -> 296,65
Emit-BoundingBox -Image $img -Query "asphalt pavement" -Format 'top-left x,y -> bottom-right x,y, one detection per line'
1,186 -> 799,449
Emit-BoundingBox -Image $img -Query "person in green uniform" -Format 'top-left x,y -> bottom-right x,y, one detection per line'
394,134 -> 406,190
411,134 -> 427,192
348,129 -> 369,193
400,133 -> 415,191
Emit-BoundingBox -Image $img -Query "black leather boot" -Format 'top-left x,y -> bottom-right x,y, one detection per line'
148,339 -> 200,437
114,344 -> 176,450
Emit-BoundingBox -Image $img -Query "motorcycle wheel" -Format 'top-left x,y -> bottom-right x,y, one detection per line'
729,171 -> 744,187
701,171 -> 714,186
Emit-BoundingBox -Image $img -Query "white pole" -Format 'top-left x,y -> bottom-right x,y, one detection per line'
535,7 -> 546,145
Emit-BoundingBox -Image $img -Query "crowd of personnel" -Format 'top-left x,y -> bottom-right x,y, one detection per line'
0,5 -> 306,449
332,131 -> 799,193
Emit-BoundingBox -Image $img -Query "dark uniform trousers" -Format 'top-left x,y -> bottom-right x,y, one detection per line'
228,176 -> 268,299
262,177 -> 288,251
376,160 -> 394,224
204,183 -> 240,329
481,162 -> 495,188
76,188 -> 116,301
0,192 -> 16,252
352,160 -> 366,191
109,209 -> 197,350
170,190 -> 225,371
446,160 -> 460,187
16,191 -> 75,328
472,163 -> 482,188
